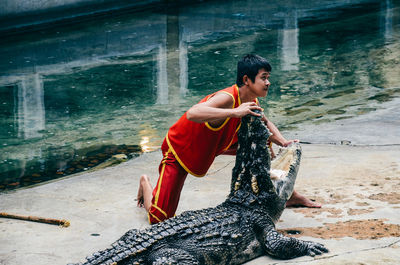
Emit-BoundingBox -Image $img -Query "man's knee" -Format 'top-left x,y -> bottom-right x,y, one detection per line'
140,175 -> 150,186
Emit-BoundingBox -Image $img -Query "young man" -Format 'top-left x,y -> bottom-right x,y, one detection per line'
137,54 -> 320,224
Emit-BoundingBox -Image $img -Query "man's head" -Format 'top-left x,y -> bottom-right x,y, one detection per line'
236,54 -> 272,87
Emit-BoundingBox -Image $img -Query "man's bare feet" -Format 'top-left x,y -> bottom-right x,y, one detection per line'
137,175 -> 150,208
136,175 -> 153,211
286,190 -> 322,208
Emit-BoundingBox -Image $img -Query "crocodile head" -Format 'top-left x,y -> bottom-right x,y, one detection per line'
228,111 -> 301,223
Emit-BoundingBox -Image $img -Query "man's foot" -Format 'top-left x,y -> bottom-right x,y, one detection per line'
137,175 -> 150,208
286,190 -> 322,208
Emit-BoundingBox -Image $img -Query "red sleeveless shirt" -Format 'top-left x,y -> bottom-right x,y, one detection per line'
166,84 -> 257,177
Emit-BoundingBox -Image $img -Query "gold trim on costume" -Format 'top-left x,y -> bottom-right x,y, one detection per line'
222,122 -> 241,152
205,91 -> 235,131
165,133 -> 205,177
152,204 -> 168,218
154,149 -> 170,205
236,84 -> 242,106
148,212 -> 162,223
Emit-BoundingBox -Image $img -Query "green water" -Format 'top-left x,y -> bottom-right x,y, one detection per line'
0,0 -> 399,191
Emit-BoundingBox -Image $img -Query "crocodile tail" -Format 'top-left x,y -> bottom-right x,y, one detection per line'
79,211 -> 206,264
81,228 -> 147,264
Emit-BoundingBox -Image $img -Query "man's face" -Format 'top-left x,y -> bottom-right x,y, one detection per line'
249,69 -> 271,97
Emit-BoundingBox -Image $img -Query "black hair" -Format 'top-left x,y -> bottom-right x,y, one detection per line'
236,54 -> 272,87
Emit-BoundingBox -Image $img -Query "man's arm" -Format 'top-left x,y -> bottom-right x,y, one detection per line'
262,115 -> 299,147
186,93 -> 262,127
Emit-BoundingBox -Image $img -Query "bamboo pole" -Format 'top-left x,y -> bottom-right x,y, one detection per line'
0,212 -> 70,227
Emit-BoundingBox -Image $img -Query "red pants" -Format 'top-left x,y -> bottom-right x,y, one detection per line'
148,140 -> 188,224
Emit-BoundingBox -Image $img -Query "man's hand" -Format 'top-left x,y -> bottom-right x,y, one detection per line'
281,139 -> 300,147
233,102 -> 263,118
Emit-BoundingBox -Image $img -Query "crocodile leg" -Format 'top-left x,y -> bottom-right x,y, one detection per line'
262,224 -> 328,259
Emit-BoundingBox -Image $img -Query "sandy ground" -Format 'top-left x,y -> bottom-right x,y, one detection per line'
0,143 -> 399,265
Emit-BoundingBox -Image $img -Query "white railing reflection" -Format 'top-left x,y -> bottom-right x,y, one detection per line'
17,74 -> 45,139
384,0 -> 393,41
155,12 -> 189,104
179,39 -> 188,97
156,43 -> 169,105
280,12 -> 299,71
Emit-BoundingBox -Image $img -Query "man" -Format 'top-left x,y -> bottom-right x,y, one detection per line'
137,54 -> 320,224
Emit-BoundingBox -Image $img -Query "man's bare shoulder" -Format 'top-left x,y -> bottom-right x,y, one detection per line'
206,91 -> 235,109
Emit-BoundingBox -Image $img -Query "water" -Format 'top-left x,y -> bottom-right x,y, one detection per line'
0,0 -> 399,191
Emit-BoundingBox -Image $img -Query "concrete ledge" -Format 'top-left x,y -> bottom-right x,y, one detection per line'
0,144 -> 399,264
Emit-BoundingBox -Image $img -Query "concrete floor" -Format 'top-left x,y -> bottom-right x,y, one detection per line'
0,143 -> 399,265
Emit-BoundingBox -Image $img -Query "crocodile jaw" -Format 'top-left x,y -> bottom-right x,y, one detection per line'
229,112 -> 302,223
270,143 -> 302,202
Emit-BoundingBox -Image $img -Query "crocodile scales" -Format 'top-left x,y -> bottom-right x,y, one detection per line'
73,112 -> 328,264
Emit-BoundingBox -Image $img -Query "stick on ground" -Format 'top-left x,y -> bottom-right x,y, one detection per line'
0,212 -> 70,227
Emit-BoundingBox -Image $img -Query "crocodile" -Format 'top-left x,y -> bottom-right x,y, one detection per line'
73,111 -> 328,265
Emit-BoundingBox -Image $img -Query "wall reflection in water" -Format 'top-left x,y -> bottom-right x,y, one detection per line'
279,11 -> 299,71
0,0 -> 398,190
17,74 -> 45,139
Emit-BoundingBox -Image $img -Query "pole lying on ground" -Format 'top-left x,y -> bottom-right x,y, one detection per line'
0,212 -> 70,227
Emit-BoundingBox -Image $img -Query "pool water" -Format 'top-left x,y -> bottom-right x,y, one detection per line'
0,0 -> 399,191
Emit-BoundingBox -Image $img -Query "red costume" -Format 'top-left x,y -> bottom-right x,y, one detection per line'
148,84 -> 257,224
